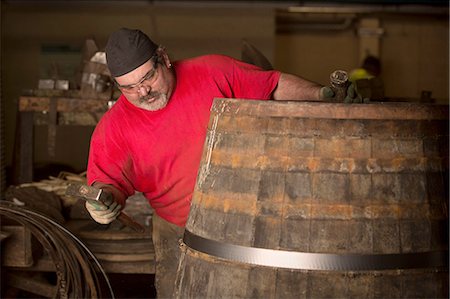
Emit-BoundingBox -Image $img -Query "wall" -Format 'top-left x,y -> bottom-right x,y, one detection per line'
382,15 -> 448,101
1,2 -> 448,181
1,2 -> 275,176
275,10 -> 449,103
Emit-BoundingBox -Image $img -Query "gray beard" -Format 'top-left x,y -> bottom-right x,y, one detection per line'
138,92 -> 169,111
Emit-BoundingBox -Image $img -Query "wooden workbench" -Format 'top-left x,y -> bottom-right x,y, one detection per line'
13,89 -> 110,184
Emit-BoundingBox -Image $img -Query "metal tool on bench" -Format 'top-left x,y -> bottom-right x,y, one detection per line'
66,183 -> 145,233
329,70 -> 349,102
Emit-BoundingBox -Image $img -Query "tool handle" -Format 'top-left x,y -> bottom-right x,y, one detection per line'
117,212 -> 146,233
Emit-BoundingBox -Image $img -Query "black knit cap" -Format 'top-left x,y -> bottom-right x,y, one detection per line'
105,28 -> 158,77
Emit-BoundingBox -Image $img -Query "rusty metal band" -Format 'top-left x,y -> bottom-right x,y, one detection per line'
183,230 -> 448,271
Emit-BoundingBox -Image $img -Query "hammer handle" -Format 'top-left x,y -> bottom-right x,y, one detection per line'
117,212 -> 146,233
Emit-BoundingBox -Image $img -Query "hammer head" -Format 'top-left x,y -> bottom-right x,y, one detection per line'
330,70 -> 349,87
66,183 -> 113,206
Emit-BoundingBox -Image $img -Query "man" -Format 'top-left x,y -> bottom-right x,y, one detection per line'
349,55 -> 381,82
349,55 -> 384,101
86,28 -> 342,298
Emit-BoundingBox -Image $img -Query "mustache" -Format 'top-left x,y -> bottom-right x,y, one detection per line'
139,91 -> 161,102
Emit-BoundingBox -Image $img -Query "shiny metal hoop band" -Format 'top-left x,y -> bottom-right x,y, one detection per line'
183,230 -> 448,271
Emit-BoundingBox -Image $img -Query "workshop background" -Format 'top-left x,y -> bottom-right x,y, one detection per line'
0,0 -> 448,298
1,0 -> 448,177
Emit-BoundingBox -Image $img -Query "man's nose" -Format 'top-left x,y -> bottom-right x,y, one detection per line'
138,84 -> 150,96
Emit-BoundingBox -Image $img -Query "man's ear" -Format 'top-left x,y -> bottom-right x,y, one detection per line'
161,52 -> 171,68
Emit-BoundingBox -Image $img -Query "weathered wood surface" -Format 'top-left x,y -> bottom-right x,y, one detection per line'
210,97 -> 449,119
19,96 -> 108,113
6,271 -> 57,298
83,239 -> 153,254
1,226 -> 34,267
33,111 -> 103,125
14,95 -> 107,183
66,220 -> 151,240
65,220 -> 155,271
95,252 -> 154,262
100,260 -> 154,274
176,99 -> 449,298
12,111 -> 33,184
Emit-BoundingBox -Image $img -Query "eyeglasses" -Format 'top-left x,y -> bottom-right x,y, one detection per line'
115,55 -> 161,93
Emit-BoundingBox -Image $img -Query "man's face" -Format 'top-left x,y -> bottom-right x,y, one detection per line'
114,52 -> 175,111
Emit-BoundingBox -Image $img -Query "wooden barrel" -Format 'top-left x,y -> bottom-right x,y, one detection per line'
175,98 -> 449,298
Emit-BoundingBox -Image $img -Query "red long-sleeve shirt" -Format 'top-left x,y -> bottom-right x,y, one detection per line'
87,54 -> 280,226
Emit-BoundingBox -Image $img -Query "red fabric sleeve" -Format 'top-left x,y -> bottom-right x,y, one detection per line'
87,105 -> 135,206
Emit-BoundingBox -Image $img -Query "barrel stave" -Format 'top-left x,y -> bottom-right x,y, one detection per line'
179,100 -> 449,298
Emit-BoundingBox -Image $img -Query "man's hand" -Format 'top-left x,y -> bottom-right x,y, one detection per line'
320,84 -> 369,103
344,83 -> 370,103
85,200 -> 122,224
319,86 -> 335,101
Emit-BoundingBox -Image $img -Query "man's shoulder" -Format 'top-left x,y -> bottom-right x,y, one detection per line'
100,96 -> 125,118
177,54 -> 236,67
94,96 -> 127,131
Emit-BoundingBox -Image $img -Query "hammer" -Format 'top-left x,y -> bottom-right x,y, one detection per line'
66,183 -> 145,233
329,70 -> 349,102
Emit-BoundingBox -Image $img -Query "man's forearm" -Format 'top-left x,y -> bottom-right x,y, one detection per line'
272,73 -> 323,101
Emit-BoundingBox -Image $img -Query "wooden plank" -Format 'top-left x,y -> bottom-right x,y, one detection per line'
100,260 -> 155,274
47,97 -> 57,157
1,225 -> 33,267
95,252 -> 154,262
78,228 -> 151,240
66,220 -> 151,241
23,88 -> 81,98
83,239 -> 154,254
34,112 -> 103,126
211,98 -> 449,120
12,111 -> 34,183
7,272 -> 57,298
0,230 -> 12,242
21,256 -> 56,272
19,96 -> 108,113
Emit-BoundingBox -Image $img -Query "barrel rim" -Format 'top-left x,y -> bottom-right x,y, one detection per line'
212,98 -> 450,120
